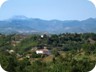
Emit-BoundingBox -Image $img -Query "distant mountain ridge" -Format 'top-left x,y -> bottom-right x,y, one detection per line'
0,16 -> 96,34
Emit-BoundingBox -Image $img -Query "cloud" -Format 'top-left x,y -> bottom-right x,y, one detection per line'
0,0 -> 7,8
89,0 -> 96,8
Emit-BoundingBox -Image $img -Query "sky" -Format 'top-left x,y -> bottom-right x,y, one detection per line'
0,0 -> 96,20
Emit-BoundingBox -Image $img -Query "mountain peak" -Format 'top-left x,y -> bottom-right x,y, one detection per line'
10,16 -> 28,20
86,17 -> 96,21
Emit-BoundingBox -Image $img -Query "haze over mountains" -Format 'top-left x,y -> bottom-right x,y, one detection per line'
0,16 -> 96,34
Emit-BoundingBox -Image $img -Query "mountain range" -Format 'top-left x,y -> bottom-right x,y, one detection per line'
0,16 -> 96,34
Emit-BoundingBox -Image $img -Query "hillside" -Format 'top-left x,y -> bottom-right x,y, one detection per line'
0,16 -> 96,34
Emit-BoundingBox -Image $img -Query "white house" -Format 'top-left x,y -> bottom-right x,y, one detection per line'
36,49 -> 50,55
36,50 -> 43,54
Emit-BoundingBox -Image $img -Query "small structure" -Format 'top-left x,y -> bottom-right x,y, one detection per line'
9,50 -> 15,54
25,54 -> 32,59
41,35 -> 44,38
16,53 -> 22,58
41,34 -> 48,38
36,48 -> 50,55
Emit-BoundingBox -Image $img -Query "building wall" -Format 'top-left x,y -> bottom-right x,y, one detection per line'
36,50 -> 43,54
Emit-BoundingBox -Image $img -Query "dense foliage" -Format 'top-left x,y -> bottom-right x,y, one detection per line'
0,33 -> 96,72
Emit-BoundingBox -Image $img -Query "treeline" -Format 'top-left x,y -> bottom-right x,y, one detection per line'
15,33 -> 96,54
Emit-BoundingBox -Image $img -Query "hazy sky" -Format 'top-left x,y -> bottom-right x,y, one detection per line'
0,0 -> 96,20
